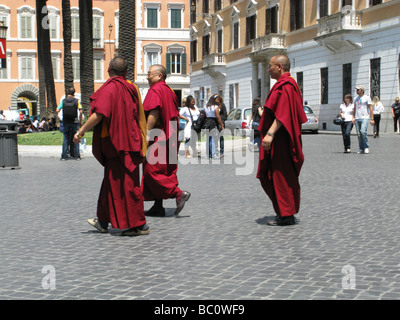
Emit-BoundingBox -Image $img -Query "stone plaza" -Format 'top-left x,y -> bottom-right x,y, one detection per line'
0,132 -> 399,301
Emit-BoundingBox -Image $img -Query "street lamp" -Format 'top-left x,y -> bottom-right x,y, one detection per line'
108,24 -> 113,58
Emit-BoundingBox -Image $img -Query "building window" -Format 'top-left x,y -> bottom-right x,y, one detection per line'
167,51 -> 187,75
72,55 -> 80,80
217,29 -> 223,53
71,8 -> 79,40
147,52 -> 159,70
202,34 -> 210,57
170,8 -> 182,29
370,58 -> 380,99
369,0 -> 382,6
18,6 -> 35,39
290,0 -> 303,31
215,0 -> 222,12
52,55 -> 60,80
246,14 -> 256,46
320,0 -> 328,18
93,16 -> 103,48
321,67 -> 328,104
343,63 -> 352,98
233,22 -> 239,50
342,0 -> 352,8
266,6 -> 278,34
190,0 -> 196,24
0,6 -> 10,38
47,6 -> 60,40
147,8 -> 157,28
190,39 -> 197,63
297,72 -> 303,97
203,0 -> 209,14
93,57 -> 103,81
19,55 -> 35,80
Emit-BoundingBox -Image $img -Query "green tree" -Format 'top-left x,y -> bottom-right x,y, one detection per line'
119,0 -> 136,81
79,0 -> 94,115
62,0 -> 74,96
36,0 -> 57,118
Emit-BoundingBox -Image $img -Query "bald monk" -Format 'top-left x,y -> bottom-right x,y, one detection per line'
142,64 -> 190,216
73,56 -> 149,236
257,54 -> 308,226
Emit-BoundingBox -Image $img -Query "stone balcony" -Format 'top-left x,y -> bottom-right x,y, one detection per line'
314,9 -> 362,52
201,53 -> 226,78
248,34 -> 286,61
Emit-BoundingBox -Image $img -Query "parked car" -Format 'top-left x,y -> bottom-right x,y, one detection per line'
224,107 -> 252,137
302,105 -> 319,134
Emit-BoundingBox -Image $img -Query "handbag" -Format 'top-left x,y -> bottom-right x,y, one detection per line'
251,121 -> 260,130
192,110 -> 205,133
333,114 -> 344,125
179,119 -> 187,131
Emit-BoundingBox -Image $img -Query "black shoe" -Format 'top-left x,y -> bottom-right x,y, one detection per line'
267,215 -> 297,226
121,224 -> 150,236
175,191 -> 191,215
145,206 -> 166,217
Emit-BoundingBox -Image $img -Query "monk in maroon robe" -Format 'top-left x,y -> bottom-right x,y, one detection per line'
257,55 -> 308,226
73,57 -> 149,236
142,64 -> 190,216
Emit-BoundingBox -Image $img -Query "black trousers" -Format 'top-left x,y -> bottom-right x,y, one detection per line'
373,114 -> 381,136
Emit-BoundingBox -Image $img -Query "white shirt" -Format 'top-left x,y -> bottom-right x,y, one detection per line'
373,102 -> 384,115
204,105 -> 218,118
180,106 -> 200,139
340,103 -> 354,122
354,94 -> 372,120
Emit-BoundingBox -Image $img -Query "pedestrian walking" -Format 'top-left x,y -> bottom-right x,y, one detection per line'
353,85 -> 374,154
339,94 -> 354,153
372,96 -> 384,138
204,94 -> 225,159
391,97 -> 400,134
73,56 -> 149,236
142,64 -> 191,217
257,54 -> 307,226
179,95 -> 200,158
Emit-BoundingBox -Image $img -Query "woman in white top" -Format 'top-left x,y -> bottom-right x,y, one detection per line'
372,96 -> 384,138
179,95 -> 200,158
204,94 -> 224,159
339,94 -> 355,153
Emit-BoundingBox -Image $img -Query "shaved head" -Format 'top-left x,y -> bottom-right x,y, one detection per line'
274,54 -> 291,72
109,56 -> 128,76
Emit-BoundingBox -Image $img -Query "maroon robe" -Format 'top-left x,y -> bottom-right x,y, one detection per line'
142,80 -> 181,200
257,73 -> 308,217
90,76 -> 147,230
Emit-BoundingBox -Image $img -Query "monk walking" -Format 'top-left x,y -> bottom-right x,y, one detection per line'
73,57 -> 149,236
142,64 -> 190,216
257,54 -> 307,226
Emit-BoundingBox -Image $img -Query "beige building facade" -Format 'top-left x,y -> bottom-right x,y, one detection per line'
0,0 -> 190,118
190,0 -> 400,131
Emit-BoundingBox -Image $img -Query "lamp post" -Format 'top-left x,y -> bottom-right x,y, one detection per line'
108,23 -> 113,59
0,21 -> 8,69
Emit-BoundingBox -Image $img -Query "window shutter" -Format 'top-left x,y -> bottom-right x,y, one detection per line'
166,53 -> 171,74
181,53 -> 186,75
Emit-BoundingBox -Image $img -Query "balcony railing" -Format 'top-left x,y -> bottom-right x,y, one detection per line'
93,38 -> 104,49
251,34 -> 285,52
317,10 -> 362,37
202,53 -> 226,68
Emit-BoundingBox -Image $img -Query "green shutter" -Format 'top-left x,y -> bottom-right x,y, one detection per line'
171,9 -> 181,28
148,9 -> 157,28
166,53 -> 171,74
181,53 -> 186,75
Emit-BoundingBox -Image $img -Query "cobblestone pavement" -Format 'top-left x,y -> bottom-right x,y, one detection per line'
1,133 -> 399,301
